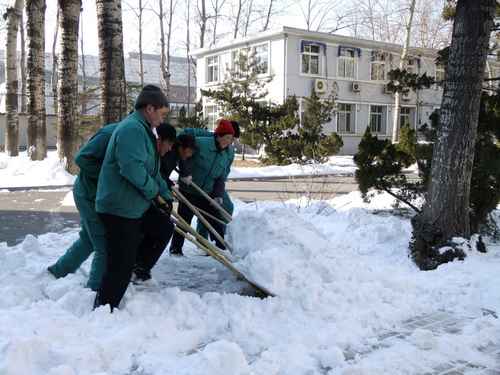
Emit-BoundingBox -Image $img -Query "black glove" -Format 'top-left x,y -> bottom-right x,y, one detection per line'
154,196 -> 173,216
166,178 -> 175,189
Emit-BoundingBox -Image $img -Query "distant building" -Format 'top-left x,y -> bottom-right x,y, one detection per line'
0,50 -> 196,117
192,26 -> 500,155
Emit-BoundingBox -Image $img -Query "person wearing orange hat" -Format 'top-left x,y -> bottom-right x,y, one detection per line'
169,119 -> 235,255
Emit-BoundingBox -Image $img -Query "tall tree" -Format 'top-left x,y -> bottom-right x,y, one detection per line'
79,6 -> 88,114
26,0 -> 46,160
262,0 -> 274,31
391,0 -> 416,143
197,0 -> 207,48
210,0 -> 225,45
96,0 -> 127,124
155,0 -> 176,98
125,0 -> 148,87
411,0 -> 497,269
233,0 -> 243,38
3,0 -> 23,156
51,7 -> 59,115
19,9 -> 26,113
57,0 -> 80,173
186,0 -> 192,113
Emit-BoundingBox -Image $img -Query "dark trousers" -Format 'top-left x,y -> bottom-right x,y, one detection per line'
170,190 -> 226,251
96,206 -> 173,310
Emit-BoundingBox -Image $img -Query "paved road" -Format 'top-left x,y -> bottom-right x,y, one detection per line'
0,175 -> 359,246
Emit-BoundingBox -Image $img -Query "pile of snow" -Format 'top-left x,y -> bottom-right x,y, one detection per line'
0,192 -> 499,374
0,151 -> 75,188
229,155 -> 356,179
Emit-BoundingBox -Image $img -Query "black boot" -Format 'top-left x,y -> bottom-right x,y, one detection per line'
169,247 -> 183,256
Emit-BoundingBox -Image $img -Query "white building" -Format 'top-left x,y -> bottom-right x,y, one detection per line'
192,26 -> 500,155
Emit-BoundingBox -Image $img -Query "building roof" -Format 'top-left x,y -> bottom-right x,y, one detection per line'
191,25 -> 484,61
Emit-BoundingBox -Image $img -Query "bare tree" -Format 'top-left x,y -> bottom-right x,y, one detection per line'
391,0 -> 416,143
262,0 -> 274,31
187,0 -> 192,113
3,0 -> 23,156
197,0 -> 208,48
411,0 -> 496,269
26,0 -> 46,160
125,0 -> 148,87
233,0 -> 243,38
57,0 -> 80,173
19,8 -> 26,113
412,0 -> 452,49
154,0 -> 176,98
210,0 -> 226,45
51,7 -> 59,115
295,0 -> 355,33
96,0 -> 127,124
242,0 -> 253,36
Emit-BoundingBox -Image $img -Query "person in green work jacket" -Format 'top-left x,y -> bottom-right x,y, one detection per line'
94,85 -> 174,311
180,121 -> 240,239
169,119 -> 235,256
47,123 -> 118,291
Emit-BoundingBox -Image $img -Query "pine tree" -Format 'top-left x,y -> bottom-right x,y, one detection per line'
177,101 -> 207,129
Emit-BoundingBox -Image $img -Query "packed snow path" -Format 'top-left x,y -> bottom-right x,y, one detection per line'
0,192 -> 499,374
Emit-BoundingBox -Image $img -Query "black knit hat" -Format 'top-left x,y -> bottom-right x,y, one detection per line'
134,85 -> 169,110
176,134 -> 197,150
156,123 -> 177,142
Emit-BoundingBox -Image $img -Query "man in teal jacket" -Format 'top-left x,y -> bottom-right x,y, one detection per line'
169,119 -> 235,255
94,85 -> 174,311
47,123 -> 118,291
180,121 -> 240,238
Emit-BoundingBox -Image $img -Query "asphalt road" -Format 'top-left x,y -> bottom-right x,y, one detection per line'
0,175 -> 359,246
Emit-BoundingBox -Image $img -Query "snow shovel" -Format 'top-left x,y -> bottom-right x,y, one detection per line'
171,186 -> 234,253
189,181 -> 233,223
171,211 -> 275,298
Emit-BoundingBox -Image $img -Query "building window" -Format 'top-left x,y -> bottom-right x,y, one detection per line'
370,51 -> 388,81
338,48 -> 357,79
207,56 -> 219,83
301,44 -> 321,75
369,105 -> 386,134
253,44 -> 269,74
336,103 -> 356,134
205,105 -> 218,130
231,47 -> 250,78
435,65 -> 445,84
399,106 -> 413,129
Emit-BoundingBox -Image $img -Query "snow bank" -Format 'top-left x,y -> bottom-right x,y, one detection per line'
229,155 -> 356,179
0,153 -> 355,189
0,151 -> 75,188
0,194 -> 499,374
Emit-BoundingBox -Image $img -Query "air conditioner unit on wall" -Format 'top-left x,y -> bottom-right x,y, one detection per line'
402,92 -> 411,101
314,79 -> 327,94
352,81 -> 361,92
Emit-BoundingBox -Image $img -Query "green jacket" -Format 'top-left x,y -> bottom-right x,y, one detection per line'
180,128 -> 235,179
74,124 -> 118,201
96,111 -> 172,219
181,135 -> 233,198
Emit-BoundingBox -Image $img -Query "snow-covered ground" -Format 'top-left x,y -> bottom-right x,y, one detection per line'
0,152 -> 356,188
0,152 -> 75,188
1,192 -> 499,374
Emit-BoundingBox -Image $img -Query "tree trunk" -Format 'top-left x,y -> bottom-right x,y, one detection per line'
20,10 -> 27,113
57,0 -> 80,174
411,0 -> 496,269
51,7 -> 59,115
243,0 -> 253,37
199,0 -> 206,48
96,0 -> 127,124
80,8 -> 87,114
262,0 -> 273,31
187,0 -> 191,114
26,0 -> 47,160
138,0 -> 144,87
233,0 -> 242,39
391,0 -> 416,143
4,0 -> 24,156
